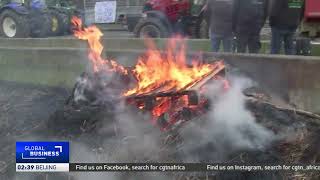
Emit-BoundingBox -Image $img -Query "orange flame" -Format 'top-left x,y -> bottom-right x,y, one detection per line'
72,17 -> 228,130
124,37 -> 224,96
71,16 -> 127,74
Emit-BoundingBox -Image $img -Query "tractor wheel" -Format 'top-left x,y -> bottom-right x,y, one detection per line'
0,9 -> 30,38
49,10 -> 69,36
30,13 -> 51,38
198,18 -> 209,39
134,17 -> 169,38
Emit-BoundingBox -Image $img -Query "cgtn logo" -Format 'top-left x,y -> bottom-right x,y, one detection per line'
16,142 -> 69,172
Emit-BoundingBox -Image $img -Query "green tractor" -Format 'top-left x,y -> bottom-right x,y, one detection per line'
46,0 -> 84,36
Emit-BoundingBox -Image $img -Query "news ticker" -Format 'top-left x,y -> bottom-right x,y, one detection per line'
16,163 -> 320,172
15,141 -> 320,172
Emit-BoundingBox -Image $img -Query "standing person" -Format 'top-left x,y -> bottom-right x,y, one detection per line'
207,0 -> 236,52
234,0 -> 269,53
269,0 -> 304,55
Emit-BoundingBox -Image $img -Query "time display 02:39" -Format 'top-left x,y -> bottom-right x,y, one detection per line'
16,164 -> 35,171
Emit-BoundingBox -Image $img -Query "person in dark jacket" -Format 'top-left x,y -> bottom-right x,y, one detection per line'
269,0 -> 304,55
207,0 -> 236,52
233,0 -> 269,54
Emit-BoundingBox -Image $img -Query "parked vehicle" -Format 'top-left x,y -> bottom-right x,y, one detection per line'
300,0 -> 320,38
46,0 -> 84,36
122,0 -> 208,39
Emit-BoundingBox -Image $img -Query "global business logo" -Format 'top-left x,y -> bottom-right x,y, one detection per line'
16,142 -> 69,163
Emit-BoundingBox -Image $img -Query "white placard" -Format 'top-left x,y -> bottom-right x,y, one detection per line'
95,1 -> 117,23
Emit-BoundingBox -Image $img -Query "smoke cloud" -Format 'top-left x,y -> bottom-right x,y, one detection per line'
179,76 -> 275,162
209,77 -> 274,149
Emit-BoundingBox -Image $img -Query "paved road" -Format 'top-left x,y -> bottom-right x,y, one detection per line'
0,81 -> 69,179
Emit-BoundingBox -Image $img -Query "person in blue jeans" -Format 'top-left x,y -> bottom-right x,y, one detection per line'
269,0 -> 304,55
211,34 -> 233,52
270,27 -> 296,55
233,0 -> 269,54
206,0 -> 236,52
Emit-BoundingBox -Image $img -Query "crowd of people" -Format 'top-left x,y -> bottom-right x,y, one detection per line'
206,0 -> 305,55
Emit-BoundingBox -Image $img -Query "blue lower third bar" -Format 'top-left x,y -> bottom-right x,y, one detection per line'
16,142 -> 69,163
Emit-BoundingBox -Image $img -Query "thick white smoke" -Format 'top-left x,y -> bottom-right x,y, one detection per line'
208,77 -> 274,150
179,76 -> 275,162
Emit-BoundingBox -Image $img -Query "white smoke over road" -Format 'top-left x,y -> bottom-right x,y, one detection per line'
208,77 -> 274,150
179,76 -> 275,162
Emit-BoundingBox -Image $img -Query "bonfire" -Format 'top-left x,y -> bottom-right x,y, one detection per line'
70,16 -> 229,132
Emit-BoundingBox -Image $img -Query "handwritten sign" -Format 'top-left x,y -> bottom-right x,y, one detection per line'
95,1 -> 117,23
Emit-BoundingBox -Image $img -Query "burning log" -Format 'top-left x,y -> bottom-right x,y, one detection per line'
125,62 -> 226,106
124,61 -> 227,132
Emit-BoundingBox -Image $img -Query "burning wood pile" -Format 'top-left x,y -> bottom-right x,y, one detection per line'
49,17 -> 230,134
48,17 -> 320,179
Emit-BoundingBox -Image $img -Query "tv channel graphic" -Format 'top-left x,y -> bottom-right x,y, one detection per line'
16,142 -> 69,172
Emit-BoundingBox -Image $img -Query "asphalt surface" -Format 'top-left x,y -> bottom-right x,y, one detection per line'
0,81 -> 69,180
